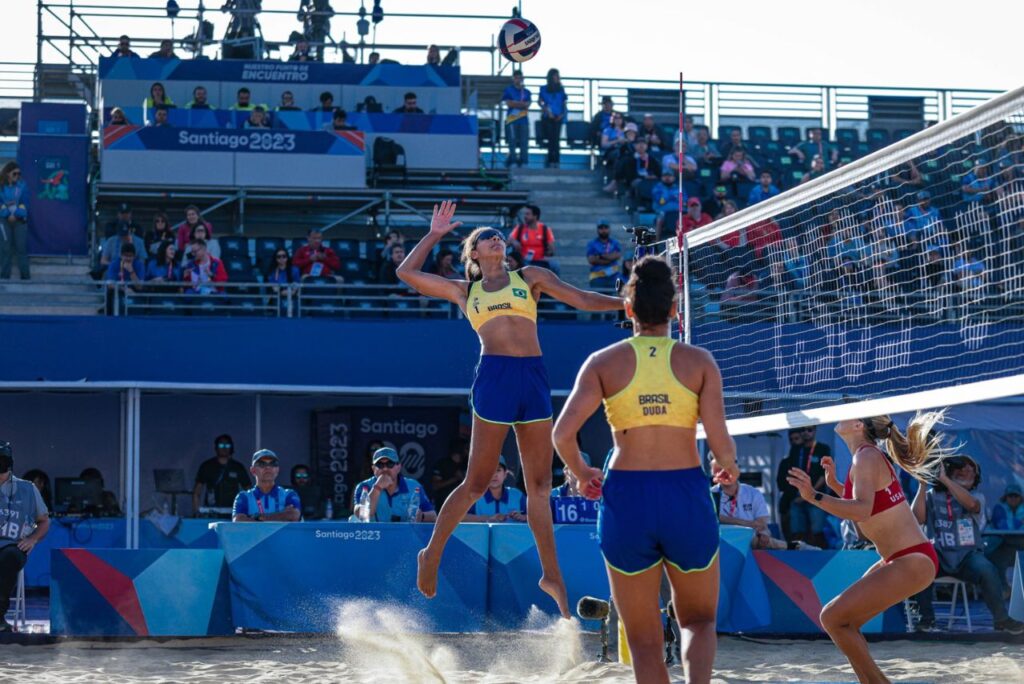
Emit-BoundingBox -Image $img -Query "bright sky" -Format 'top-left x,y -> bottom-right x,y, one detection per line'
3,0 -> 1020,92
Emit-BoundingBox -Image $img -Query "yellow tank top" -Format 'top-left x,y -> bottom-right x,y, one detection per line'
603,336 -> 699,431
465,270 -> 537,332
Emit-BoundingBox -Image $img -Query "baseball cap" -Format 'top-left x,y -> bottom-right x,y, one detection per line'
601,95 -> 613,104
372,447 -> 399,465
118,202 -> 131,213
251,448 -> 279,466
687,197 -> 701,207
917,190 -> 931,201
597,218 -> 610,228
1005,483 -> 1022,497
624,122 -> 638,132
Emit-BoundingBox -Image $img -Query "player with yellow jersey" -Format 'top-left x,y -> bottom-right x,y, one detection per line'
554,256 -> 739,684
397,201 -> 623,618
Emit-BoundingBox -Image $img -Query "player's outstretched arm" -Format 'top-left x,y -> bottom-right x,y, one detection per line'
397,200 -> 469,306
525,266 -> 624,312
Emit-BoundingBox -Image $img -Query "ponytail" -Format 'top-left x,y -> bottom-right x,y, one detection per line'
863,410 -> 952,482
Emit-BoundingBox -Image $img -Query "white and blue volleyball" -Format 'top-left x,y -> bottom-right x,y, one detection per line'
498,17 -> 541,63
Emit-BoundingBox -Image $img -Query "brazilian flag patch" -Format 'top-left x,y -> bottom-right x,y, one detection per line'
512,288 -> 528,299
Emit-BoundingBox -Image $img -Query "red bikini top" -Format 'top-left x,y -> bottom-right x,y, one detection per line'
842,445 -> 906,516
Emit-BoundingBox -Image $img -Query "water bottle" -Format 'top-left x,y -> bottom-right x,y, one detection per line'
324,498 -> 334,521
407,487 -> 421,523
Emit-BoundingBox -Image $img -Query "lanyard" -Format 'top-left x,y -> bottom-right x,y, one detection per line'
946,492 -> 954,523
804,442 -> 816,472
256,494 -> 266,517
726,493 -> 737,517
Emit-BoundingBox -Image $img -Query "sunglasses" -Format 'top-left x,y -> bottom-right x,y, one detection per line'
294,473 -> 310,480
472,229 -> 504,247
217,442 -> 233,449
374,461 -> 396,469
254,460 -> 279,468
276,253 -> 288,259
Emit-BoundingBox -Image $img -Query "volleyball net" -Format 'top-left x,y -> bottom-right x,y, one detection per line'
664,84 -> 1024,437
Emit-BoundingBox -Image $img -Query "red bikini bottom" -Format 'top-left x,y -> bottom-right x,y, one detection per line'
885,541 -> 939,577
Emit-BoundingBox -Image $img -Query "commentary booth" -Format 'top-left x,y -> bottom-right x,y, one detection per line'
98,58 -> 479,189
3,316 -> 1022,636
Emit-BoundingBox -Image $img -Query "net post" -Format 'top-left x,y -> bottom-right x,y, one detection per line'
681,232 -> 691,345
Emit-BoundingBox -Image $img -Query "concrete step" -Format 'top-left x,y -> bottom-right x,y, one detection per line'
0,304 -> 100,316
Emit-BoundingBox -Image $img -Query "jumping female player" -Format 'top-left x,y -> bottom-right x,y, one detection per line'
553,256 -> 739,684
399,201 -> 624,617
786,413 -> 947,684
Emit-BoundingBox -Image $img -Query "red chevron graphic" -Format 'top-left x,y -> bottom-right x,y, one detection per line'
64,549 -> 149,636
102,125 -> 140,149
754,551 -> 823,629
335,130 -> 366,151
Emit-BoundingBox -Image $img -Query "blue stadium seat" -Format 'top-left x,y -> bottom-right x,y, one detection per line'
777,127 -> 801,148
219,236 -> 249,260
835,128 -> 860,146
748,126 -> 771,143
255,237 -> 285,270
566,121 -> 591,149
332,239 -> 359,260
895,128 -> 919,141
291,237 -> 308,252
867,128 -> 891,150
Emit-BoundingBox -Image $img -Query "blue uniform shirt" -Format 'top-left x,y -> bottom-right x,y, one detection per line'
586,237 -> 623,280
353,475 -> 434,522
538,87 -> 567,118
0,476 -> 47,548
501,85 -> 531,125
233,485 -> 301,519
747,184 -> 780,205
468,486 -> 527,517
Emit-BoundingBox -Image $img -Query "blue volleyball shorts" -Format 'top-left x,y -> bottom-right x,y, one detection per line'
470,355 -> 553,425
598,466 -> 720,575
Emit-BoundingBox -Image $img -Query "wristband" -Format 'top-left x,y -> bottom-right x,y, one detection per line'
813,492 -> 824,503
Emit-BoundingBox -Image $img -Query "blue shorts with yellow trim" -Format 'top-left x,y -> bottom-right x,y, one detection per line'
470,355 -> 553,425
598,466 -> 719,575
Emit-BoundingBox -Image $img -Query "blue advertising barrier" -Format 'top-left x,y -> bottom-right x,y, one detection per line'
1010,551 -> 1024,622
51,548 -> 232,636
486,524 -> 771,631
101,126 -> 366,188
138,518 -> 220,549
24,517 -> 126,588
213,522 -> 490,632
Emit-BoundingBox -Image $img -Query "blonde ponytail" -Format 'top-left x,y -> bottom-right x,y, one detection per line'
863,410 -> 953,482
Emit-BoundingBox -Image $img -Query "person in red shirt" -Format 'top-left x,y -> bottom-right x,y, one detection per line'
748,218 -> 783,262
183,239 -> 228,294
293,229 -> 342,280
174,205 -> 214,253
509,204 -> 557,271
678,197 -> 713,239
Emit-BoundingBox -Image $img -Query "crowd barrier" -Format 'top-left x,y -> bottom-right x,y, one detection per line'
49,522 -> 918,636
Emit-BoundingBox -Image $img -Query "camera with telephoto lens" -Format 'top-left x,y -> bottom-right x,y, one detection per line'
623,225 -> 657,247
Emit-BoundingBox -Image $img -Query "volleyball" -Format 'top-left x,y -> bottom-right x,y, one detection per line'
498,17 -> 541,63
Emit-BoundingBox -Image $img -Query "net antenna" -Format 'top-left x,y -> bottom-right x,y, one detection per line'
655,85 -> 1024,437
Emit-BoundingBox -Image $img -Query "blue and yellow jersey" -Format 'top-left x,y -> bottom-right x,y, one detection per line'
603,336 -> 699,431
465,270 -> 537,332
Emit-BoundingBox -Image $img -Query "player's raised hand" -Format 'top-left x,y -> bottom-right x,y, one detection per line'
429,200 -> 463,236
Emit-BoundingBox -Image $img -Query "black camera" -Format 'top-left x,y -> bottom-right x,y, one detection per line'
624,225 -> 657,247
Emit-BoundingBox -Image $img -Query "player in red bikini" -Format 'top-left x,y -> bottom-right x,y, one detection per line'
786,412 -> 948,684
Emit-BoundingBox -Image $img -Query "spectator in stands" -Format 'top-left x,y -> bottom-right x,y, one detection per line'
904,190 -> 943,237
510,204 -> 557,270
378,244 -> 408,286
193,435 -> 248,516
230,87 -> 256,111
186,223 -> 220,260
326,108 -> 357,131
146,240 -> 180,283
681,115 -> 699,148
776,426 -> 829,547
94,224 -> 145,280
652,170 -> 686,238
183,239 -> 228,294
174,205 -> 213,252
962,162 -> 994,205
680,197 -> 713,237
293,229 -> 341,280
719,129 -> 746,161
586,219 -> 623,289
21,468 -> 54,512
590,95 -> 617,146
289,40 -> 312,62
713,476 -> 789,550
613,139 -> 661,207
186,86 -> 212,110
276,91 -> 301,111
638,114 -> 667,156
367,51 -> 381,66
149,107 -> 171,127
265,248 -> 300,285
889,158 -> 923,188
720,147 -> 756,184
112,34 -> 138,58
660,140 -> 697,179
426,44 -> 442,66
913,456 -> 1024,634
108,107 -> 130,125
720,261 -> 759,319
690,127 -> 721,163
432,441 -> 467,510
314,91 -> 335,113
503,69 -> 531,168
828,225 -> 870,267
243,106 -> 270,129
868,235 -> 899,292
748,218 -> 783,266
105,242 -> 144,292
789,127 -> 837,170
538,68 -> 567,168
433,250 -> 462,280
800,155 -> 826,184
104,202 -> 140,239
379,229 -> 406,262
232,449 -> 301,522
464,456 -> 527,523
0,441 -> 49,632
987,483 -> 1024,590
148,39 -> 177,59
747,170 -> 780,206
352,447 -> 437,523
703,184 -> 730,218
780,238 -> 809,290
144,212 -> 173,255
394,92 -> 425,114
145,82 -> 174,109
600,113 -> 628,182
953,247 -> 986,291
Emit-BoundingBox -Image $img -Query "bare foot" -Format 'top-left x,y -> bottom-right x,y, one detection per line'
539,574 -> 570,619
417,548 -> 440,599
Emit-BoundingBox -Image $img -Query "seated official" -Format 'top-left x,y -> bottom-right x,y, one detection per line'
324,108 -> 357,131
464,456 -> 527,523
232,449 -> 301,522
712,477 -> 790,550
351,448 -> 436,523
986,482 -> 1024,592
243,106 -> 271,129
0,441 -> 49,632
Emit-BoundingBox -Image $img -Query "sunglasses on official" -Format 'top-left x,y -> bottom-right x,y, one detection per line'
374,460 -> 396,469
